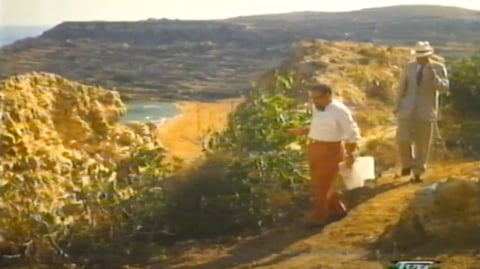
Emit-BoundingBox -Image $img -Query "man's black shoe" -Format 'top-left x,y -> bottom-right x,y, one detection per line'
327,212 -> 347,223
401,167 -> 412,176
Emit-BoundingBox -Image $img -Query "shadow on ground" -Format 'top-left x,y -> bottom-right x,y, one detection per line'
343,180 -> 410,211
157,228 -> 319,269
154,180 -> 407,269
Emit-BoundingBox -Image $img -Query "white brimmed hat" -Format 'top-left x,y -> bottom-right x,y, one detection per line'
411,41 -> 434,58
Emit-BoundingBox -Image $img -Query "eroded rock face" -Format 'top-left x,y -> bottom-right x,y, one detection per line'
0,72 -> 162,160
0,72 -> 167,250
400,178 -> 480,238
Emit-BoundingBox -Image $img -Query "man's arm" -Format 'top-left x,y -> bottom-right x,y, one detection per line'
431,63 -> 449,94
288,127 -> 309,136
336,106 -> 361,156
296,127 -> 309,136
395,67 -> 408,113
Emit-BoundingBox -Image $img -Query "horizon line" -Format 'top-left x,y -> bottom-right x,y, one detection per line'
1,4 -> 478,27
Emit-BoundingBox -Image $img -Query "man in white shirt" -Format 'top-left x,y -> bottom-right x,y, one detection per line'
289,83 -> 361,228
395,41 -> 449,182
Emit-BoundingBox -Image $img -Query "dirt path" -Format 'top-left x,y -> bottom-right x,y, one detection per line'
146,161 -> 480,269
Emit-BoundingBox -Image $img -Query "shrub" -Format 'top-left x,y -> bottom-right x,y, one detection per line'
165,150 -> 309,237
164,77 -> 311,237
444,54 -> 480,155
360,137 -> 398,173
447,54 -> 480,118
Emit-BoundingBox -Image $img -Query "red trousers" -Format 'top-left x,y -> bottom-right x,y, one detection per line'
307,141 -> 347,222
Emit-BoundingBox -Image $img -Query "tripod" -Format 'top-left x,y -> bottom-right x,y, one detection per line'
429,95 -> 453,163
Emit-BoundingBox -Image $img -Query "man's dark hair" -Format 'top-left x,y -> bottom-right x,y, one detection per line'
309,83 -> 333,96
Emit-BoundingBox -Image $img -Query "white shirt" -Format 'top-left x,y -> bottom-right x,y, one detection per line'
307,99 -> 361,143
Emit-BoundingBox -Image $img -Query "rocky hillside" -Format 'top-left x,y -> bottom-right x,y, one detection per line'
1,5 -> 479,100
0,73 -> 171,263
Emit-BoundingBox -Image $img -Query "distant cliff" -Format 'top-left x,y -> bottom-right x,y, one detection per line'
1,5 -> 479,100
41,20 -> 260,45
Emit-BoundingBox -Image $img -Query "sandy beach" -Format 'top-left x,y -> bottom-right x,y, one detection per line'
156,98 -> 243,161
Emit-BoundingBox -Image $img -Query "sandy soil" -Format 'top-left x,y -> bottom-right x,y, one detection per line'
156,98 -> 243,161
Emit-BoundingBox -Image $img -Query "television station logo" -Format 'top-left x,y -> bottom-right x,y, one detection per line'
387,260 -> 440,269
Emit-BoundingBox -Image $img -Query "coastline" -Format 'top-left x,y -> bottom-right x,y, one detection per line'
156,98 -> 243,161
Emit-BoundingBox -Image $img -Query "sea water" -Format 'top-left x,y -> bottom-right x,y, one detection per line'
120,101 -> 180,124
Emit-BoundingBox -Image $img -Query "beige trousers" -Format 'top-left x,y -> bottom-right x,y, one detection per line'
396,119 -> 433,176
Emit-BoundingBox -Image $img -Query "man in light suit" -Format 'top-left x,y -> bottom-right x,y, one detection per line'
395,41 -> 449,182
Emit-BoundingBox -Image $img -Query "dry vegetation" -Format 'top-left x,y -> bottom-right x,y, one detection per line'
257,40 -> 412,116
0,72 -> 175,266
2,39 -> 480,269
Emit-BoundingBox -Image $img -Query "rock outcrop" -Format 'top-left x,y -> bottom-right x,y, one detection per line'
0,72 -> 166,253
399,178 -> 480,238
0,72 -> 159,162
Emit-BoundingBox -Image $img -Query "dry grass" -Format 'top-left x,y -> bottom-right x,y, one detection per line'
257,40 -> 411,112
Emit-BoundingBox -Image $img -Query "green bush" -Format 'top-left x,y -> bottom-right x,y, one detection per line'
164,77 -> 311,237
444,54 -> 480,155
165,150 -> 309,237
211,92 -> 310,153
447,54 -> 480,118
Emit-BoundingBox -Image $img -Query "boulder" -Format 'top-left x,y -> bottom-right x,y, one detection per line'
400,178 -> 480,238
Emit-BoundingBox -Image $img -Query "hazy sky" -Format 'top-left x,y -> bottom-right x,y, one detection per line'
1,0 -> 479,26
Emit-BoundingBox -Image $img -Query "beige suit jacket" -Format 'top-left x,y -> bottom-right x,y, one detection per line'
395,60 -> 449,121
